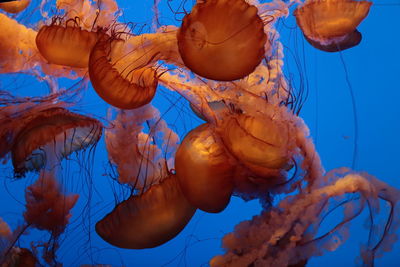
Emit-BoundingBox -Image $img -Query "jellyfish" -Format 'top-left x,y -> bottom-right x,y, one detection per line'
35,19 -> 103,68
96,105 -> 196,249
0,0 -> 399,265
96,174 -> 196,249
217,106 -> 296,177
294,0 -> 372,52
0,0 -> 30,14
0,94 -> 103,177
88,34 -> 159,109
35,0 -> 119,69
177,0 -> 267,81
175,123 -> 235,213
9,107 -> 103,177
88,22 -> 183,109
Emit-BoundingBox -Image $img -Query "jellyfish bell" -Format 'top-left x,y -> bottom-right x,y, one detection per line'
177,0 -> 267,81
98,105 -> 193,249
175,123 -> 235,213
36,18 -> 103,68
89,34 -> 159,109
218,110 -> 296,178
294,0 -> 372,52
11,107 -> 103,177
304,29 -> 363,52
95,174 -> 196,249
0,0 -> 30,14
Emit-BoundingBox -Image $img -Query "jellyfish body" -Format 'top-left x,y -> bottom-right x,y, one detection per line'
36,23 -> 101,68
175,123 -> 235,213
89,36 -> 158,109
294,0 -> 372,52
218,112 -> 294,178
177,0 -> 267,81
95,175 -> 196,249
0,0 -> 30,13
11,107 -> 102,177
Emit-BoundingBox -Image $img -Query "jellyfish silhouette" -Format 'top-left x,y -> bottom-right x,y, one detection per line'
177,0 -> 267,81
36,17 -> 102,68
0,0 -> 30,13
294,0 -> 372,52
10,107 -> 102,177
175,123 -> 235,213
89,34 -> 159,109
96,174 -> 196,249
96,106 -> 195,249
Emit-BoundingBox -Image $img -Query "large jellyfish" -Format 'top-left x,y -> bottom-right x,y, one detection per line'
96,105 -> 196,249
177,0 -> 267,81
0,0 -> 399,266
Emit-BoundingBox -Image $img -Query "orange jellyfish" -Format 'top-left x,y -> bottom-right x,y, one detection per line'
89,35 -> 158,109
0,0 -> 30,14
294,0 -> 372,52
96,174 -> 196,249
11,107 -> 103,177
175,123 -> 235,213
36,17 -> 102,68
218,110 -> 295,178
96,106 -> 195,249
177,0 -> 267,81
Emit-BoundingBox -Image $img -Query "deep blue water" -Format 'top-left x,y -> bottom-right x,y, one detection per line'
0,0 -> 399,266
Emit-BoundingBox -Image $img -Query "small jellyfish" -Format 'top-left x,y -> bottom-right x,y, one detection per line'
36,17 -> 102,68
0,0 -> 30,14
294,0 -> 372,52
177,0 -> 267,81
89,34 -> 158,109
11,107 -> 102,177
175,123 -> 235,213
